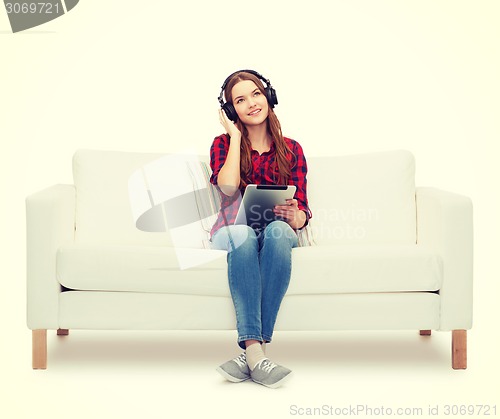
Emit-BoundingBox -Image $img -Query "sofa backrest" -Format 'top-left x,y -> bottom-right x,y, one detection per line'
72,149 -> 416,247
306,150 -> 416,245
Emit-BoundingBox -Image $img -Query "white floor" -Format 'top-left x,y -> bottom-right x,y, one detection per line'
3,325 -> 498,419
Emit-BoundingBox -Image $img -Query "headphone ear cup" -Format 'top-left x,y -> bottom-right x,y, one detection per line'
222,102 -> 238,122
266,87 -> 278,108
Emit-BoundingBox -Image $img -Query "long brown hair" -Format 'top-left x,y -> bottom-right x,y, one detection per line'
224,71 -> 294,188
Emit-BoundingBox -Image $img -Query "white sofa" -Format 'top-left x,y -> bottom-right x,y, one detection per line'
26,149 -> 473,369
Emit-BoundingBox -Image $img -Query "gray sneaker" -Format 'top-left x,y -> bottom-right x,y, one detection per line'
216,352 -> 250,383
250,359 -> 292,389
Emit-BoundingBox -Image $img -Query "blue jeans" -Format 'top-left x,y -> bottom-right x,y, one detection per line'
211,221 -> 298,349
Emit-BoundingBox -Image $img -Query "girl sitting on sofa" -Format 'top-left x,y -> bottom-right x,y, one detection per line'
209,70 -> 311,388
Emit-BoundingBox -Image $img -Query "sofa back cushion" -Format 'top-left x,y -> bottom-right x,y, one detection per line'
73,149 -> 221,249
73,150 -> 170,246
306,150 -> 416,245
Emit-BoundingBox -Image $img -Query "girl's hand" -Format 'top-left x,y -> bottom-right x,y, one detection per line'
274,199 -> 307,230
219,109 -> 241,139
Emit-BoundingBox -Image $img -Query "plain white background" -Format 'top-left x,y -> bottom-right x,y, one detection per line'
1,1 -> 499,418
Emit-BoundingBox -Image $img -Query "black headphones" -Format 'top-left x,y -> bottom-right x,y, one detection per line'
218,69 -> 278,122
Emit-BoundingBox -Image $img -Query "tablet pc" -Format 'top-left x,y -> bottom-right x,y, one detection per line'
234,184 -> 297,230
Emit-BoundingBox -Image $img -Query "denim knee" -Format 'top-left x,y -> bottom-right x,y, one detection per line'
262,221 -> 298,248
211,225 -> 257,253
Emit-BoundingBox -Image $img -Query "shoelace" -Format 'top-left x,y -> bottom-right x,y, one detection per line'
233,353 -> 247,368
256,359 -> 277,373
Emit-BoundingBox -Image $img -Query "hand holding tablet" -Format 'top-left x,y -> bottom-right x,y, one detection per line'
273,198 -> 307,230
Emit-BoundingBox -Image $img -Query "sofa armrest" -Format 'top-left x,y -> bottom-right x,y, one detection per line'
26,184 -> 76,330
416,187 -> 473,330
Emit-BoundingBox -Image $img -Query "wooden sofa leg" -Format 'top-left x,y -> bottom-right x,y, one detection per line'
420,330 -> 432,336
57,329 -> 69,336
452,330 -> 467,370
32,330 -> 47,370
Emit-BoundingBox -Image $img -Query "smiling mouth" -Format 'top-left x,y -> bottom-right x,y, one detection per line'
248,109 -> 261,116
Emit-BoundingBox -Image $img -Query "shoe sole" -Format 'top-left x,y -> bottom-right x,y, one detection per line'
251,371 -> 292,389
216,366 -> 251,383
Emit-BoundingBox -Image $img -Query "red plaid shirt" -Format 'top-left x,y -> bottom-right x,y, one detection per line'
209,134 -> 312,237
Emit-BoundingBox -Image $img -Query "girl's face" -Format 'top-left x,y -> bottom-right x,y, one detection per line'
231,80 -> 269,126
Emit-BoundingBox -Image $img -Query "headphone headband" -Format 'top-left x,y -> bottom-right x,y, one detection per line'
218,69 -> 272,106
218,69 -> 278,122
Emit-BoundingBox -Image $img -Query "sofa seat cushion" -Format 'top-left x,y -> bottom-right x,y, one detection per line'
57,244 -> 442,296
57,245 -> 229,297
288,244 -> 443,294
